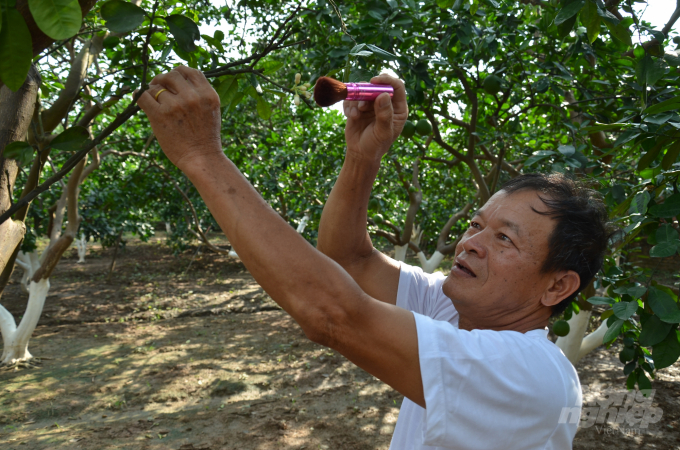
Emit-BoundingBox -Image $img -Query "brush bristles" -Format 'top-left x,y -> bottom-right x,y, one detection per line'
313,77 -> 348,107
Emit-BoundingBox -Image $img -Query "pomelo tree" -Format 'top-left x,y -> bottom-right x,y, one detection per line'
298,0 -> 680,389
0,0 -> 313,367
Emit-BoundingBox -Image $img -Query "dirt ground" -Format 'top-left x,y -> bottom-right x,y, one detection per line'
1,236 -> 679,450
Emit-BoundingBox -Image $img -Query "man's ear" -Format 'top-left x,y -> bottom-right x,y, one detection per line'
541,270 -> 581,307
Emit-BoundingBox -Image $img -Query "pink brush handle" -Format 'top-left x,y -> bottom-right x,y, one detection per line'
345,83 -> 394,102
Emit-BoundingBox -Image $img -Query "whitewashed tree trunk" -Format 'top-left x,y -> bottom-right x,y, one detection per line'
76,234 -> 87,263
555,310 -> 610,364
0,279 -> 50,365
296,213 -> 310,234
165,222 -> 172,234
16,251 -> 39,294
416,250 -> 445,274
394,244 -> 408,262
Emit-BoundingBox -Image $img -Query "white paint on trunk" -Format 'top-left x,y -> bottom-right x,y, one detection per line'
76,234 -> 87,263
165,222 -> 172,234
296,213 -> 310,234
16,251 -> 40,294
0,279 -> 50,365
394,245 -> 408,262
577,320 -> 610,362
555,310 -> 609,364
416,250 -> 445,274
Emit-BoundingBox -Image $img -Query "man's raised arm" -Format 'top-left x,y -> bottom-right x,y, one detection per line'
317,74 -> 408,305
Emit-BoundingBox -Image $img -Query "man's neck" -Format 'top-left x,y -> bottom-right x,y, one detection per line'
457,310 -> 550,333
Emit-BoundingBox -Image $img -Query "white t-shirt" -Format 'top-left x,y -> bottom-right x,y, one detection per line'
389,263 -> 581,450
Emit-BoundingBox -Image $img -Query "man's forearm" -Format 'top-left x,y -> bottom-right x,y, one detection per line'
181,152 -> 366,339
317,154 -> 381,264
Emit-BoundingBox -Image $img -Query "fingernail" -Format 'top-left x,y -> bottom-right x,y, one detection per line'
358,101 -> 366,108
379,95 -> 390,108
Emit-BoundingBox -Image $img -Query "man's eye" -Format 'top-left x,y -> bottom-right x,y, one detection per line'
470,221 -> 481,229
500,234 -> 512,242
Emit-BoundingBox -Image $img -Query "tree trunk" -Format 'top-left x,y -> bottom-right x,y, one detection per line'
0,66 -> 40,294
0,278 -> 50,365
394,244 -> 408,262
417,250 -> 445,274
76,234 -> 87,263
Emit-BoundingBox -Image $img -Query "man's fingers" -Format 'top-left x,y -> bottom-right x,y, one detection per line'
173,65 -> 211,88
146,84 -> 175,104
372,93 -> 393,141
152,70 -> 193,96
370,74 -> 407,114
137,89 -> 160,114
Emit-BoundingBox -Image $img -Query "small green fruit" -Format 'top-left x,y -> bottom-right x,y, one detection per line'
444,177 -> 454,188
368,198 -> 380,212
415,119 -> 432,136
483,74 -> 502,95
401,120 -> 416,139
552,320 -> 570,337
373,214 -> 384,225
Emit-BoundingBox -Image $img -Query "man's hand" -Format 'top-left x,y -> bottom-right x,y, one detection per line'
137,66 -> 222,170
343,73 -> 408,164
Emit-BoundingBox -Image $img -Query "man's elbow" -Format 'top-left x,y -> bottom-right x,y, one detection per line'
298,299 -> 353,350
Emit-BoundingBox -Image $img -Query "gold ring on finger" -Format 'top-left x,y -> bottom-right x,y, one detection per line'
154,88 -> 168,101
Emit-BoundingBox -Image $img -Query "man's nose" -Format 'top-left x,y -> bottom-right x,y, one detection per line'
461,231 -> 488,259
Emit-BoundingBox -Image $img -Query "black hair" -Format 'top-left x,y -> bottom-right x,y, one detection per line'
500,173 -> 616,317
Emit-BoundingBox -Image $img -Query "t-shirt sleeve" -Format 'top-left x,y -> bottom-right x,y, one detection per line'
396,263 -> 458,322
413,313 -> 576,450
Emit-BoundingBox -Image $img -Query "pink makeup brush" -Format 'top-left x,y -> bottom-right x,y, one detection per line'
313,76 -> 394,107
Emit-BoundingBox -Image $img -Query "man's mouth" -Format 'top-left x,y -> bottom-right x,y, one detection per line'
455,262 -> 476,277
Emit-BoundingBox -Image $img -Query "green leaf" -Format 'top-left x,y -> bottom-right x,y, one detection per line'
652,329 -> 680,370
637,138 -> 668,171
603,318 -> 624,343
643,96 -> 680,115
613,128 -> 640,148
100,0 -> 145,33
637,371 -> 652,391
365,44 -> 397,61
650,241 -> 680,258
613,301 -> 638,320
217,76 -> 238,108
2,141 -> 34,166
437,0 -> 455,7
605,19 -> 632,47
28,0 -> 81,40
256,60 -> 284,76
582,123 -> 627,132
580,0 -> 600,43
649,194 -> 680,218
661,139 -> 680,170
656,223 -> 679,244
227,91 -> 244,113
165,14 -> 200,53
470,0 -> 479,15
587,296 -> 615,305
629,191 -> 650,215
648,286 -> 680,323
256,95 -> 272,120
349,68 -> 374,83
0,9 -> 32,92
626,371 -> 637,390
50,126 -> 90,151
554,0 -> 584,25
639,315 -> 672,346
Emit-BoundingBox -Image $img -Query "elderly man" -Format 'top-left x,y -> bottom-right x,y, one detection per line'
138,66 -> 611,450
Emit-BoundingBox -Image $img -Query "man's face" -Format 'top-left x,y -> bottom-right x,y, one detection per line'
442,189 -> 557,320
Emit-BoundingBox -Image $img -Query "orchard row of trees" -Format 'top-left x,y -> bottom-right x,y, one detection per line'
0,0 -> 679,391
